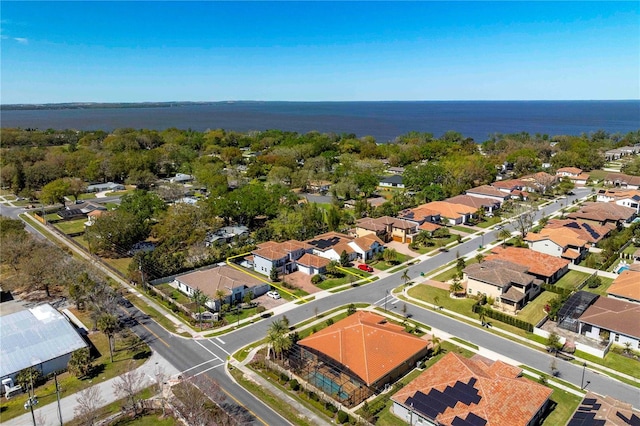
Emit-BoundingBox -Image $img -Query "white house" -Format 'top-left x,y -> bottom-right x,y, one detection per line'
169,173 -> 193,183
0,304 -> 88,382
465,185 -> 510,204
251,240 -> 330,276
578,297 -> 640,350
348,235 -> 385,261
379,175 -> 405,189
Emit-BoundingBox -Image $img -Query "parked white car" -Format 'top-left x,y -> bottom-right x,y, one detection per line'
267,290 -> 281,299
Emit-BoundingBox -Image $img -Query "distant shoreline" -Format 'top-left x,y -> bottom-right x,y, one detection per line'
2,99 -> 638,112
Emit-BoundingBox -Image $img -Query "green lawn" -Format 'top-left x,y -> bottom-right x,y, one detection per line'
575,349 -> 640,380
157,283 -> 192,305
518,291 -> 556,325
432,258 -> 479,282
476,217 -> 503,228
54,218 -> 87,234
78,193 -> 97,200
452,225 -> 477,234
407,285 -> 477,316
587,169 -> 608,182
583,277 -> 614,296
623,244 -> 640,255
104,256 -> 133,276
0,309 -> 150,422
542,385 -> 582,426
371,253 -> 413,271
555,270 -> 590,290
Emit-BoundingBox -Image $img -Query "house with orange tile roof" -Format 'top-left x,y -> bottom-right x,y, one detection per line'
487,246 -> 570,284
556,167 -> 590,186
391,352 -> 553,426
606,270 -> 640,304
463,260 -> 542,313
412,201 -> 477,226
465,185 -> 510,203
567,202 -> 636,227
174,265 -> 270,311
525,227 -> 589,264
398,205 -> 442,225
354,216 -> 419,243
544,219 -> 614,244
296,311 -> 430,405
520,172 -> 557,193
578,296 -> 640,351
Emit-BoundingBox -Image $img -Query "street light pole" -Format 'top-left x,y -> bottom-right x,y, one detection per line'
581,362 -> 587,389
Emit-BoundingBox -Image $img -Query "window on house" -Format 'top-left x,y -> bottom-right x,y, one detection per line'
615,334 -> 620,342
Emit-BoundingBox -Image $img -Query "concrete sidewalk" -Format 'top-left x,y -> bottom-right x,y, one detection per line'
5,351 -> 180,426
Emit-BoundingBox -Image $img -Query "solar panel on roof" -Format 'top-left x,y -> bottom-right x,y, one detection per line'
464,412 -> 487,426
583,398 -> 598,405
451,417 -> 475,426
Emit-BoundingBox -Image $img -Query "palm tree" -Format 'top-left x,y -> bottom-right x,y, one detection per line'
433,295 -> 440,310
449,276 -> 464,296
478,309 -> 487,327
498,228 -> 512,247
191,289 -> 210,330
475,253 -> 485,264
267,319 -> 292,361
97,313 -> 119,362
401,269 -> 410,286
431,335 -> 442,356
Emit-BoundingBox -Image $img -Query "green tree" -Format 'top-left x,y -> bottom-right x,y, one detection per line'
347,303 -> 357,316
65,177 -> 87,202
339,250 -> 350,267
85,210 -> 149,255
16,367 -> 43,390
191,289 -> 210,330
41,178 -> 70,206
267,319 -> 292,361
431,335 -> 442,356
119,189 -> 166,222
98,313 -> 119,362
475,253 -> 485,264
270,267 -> 279,282
401,269 -> 411,286
449,276 -> 464,295
383,247 -> 398,264
68,348 -> 93,378
498,228 -> 512,247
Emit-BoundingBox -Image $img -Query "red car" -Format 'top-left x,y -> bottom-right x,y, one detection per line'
358,264 -> 374,272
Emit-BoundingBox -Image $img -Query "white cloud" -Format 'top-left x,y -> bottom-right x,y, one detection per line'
14,37 -> 28,45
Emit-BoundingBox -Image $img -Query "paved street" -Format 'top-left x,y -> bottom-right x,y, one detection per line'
5,187 -> 640,425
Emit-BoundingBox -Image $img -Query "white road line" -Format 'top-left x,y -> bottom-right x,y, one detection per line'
216,337 -> 226,344
207,337 -> 231,356
195,339 -> 223,359
180,359 -> 219,375
373,296 -> 387,306
192,362 -> 226,377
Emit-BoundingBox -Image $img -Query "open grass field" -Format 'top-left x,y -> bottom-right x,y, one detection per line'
0,309 -> 150,422
517,291 -> 555,325
407,285 -> 477,316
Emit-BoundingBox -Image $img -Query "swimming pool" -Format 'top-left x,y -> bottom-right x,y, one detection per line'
307,371 -> 348,400
616,264 -> 630,274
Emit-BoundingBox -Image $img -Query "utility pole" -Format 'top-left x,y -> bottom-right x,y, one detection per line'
24,373 -> 38,426
55,373 -> 63,426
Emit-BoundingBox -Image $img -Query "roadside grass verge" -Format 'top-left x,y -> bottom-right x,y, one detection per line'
65,387 -> 157,426
575,350 -> 640,380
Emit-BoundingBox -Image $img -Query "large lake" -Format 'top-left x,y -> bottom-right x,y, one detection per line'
2,100 -> 638,142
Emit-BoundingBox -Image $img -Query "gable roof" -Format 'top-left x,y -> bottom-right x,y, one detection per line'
0,304 -> 88,378
557,167 -> 583,174
487,247 -> 569,279
604,172 -> 640,187
579,297 -> 640,339
356,216 -> 417,232
399,205 -> 441,222
392,352 -> 553,426
525,227 -> 588,249
491,179 -> 525,190
252,240 -> 312,260
351,234 -> 385,251
606,270 -> 640,303
298,311 -> 429,386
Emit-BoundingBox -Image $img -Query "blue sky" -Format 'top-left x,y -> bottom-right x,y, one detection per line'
1,1 -> 638,103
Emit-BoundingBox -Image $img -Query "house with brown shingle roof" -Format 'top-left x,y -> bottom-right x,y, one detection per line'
391,352 -> 553,426
354,216 -> 418,243
607,270 -> 640,304
463,259 -> 542,313
297,311 -> 430,401
252,240 -> 322,276
446,194 -> 500,215
567,202 -> 636,227
465,185 -> 510,203
174,265 -> 270,311
578,296 -> 640,351
487,246 -> 570,284
520,172 -> 557,193
604,172 -> 640,190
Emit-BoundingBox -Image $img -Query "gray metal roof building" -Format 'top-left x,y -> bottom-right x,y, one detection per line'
0,304 -> 87,379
